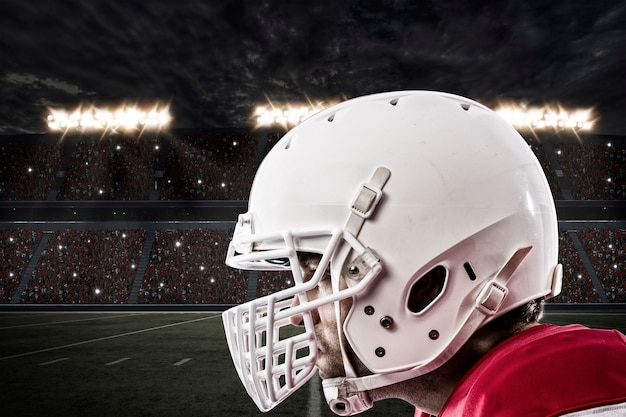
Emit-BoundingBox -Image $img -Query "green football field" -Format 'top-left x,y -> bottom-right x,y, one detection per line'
1,308 -> 625,417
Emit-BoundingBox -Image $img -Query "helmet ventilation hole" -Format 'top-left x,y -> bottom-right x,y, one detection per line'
463,262 -> 477,281
283,137 -> 292,150
390,98 -> 399,106
327,114 -> 335,122
460,103 -> 470,111
407,265 -> 447,313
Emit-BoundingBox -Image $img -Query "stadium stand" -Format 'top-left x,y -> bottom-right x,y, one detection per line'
159,132 -> 260,200
58,135 -> 161,200
554,139 -> 626,200
256,270 -> 294,298
20,229 -> 145,304
550,231 -> 601,303
0,129 -> 624,305
0,142 -> 63,200
577,228 -> 626,303
138,229 -> 248,304
0,229 -> 42,303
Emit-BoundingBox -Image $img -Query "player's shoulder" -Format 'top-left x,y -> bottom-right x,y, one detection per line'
548,323 -> 626,346
526,323 -> 626,343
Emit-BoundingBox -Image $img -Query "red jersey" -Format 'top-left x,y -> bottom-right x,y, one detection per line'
415,324 -> 626,417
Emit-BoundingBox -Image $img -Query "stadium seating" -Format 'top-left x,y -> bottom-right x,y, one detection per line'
0,229 -> 42,303
138,229 -> 248,304
0,130 -> 624,304
256,270 -> 294,298
21,229 -> 145,304
1,131 -> 622,202
3,225 -> 625,305
0,143 -> 62,200
158,132 -> 260,200
554,141 -> 626,200
577,228 -> 626,302
549,231 -> 601,303
58,135 -> 161,200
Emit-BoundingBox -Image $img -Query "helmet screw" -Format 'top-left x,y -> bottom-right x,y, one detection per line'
348,265 -> 360,276
379,316 -> 394,329
364,305 -> 375,315
375,347 -> 386,357
429,330 -> 439,340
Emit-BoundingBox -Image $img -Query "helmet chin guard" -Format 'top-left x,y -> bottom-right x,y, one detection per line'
221,91 -> 561,415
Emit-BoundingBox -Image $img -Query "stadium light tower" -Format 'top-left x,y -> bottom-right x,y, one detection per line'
495,103 -> 594,131
254,97 -> 595,132
47,103 -> 172,133
253,98 -> 338,128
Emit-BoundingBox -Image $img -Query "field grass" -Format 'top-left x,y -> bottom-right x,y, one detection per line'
1,308 -> 625,417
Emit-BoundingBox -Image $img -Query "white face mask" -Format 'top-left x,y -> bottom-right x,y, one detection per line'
222,224 -> 383,413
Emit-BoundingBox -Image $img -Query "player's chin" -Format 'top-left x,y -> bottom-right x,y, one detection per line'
317,367 -> 341,380
315,357 -> 340,380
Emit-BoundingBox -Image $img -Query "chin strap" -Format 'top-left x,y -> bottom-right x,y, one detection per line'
330,240 -> 365,414
322,377 -> 374,416
321,166 -> 391,416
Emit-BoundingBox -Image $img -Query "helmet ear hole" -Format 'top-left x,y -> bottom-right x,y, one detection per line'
407,265 -> 447,314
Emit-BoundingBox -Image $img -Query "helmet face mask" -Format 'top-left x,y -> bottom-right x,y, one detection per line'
221,91 -> 562,415
223,223 -> 383,412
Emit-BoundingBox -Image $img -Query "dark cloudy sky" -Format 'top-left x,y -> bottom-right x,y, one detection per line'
1,0 -> 625,135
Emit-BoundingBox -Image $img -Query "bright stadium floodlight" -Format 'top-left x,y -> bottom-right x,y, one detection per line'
47,103 -> 171,133
253,99 -> 339,128
495,103 -> 594,132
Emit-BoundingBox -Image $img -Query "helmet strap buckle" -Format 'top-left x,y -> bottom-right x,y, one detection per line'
345,167 -> 391,237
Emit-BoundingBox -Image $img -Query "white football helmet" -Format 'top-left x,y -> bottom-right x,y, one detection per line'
222,91 -> 562,415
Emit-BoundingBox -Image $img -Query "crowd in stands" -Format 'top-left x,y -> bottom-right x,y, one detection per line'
577,228 -> 626,303
138,229 -> 247,304
58,135 -> 161,200
0,226 -> 623,304
21,229 -> 145,304
159,132 -> 259,200
549,231 -> 601,303
555,141 -> 626,200
256,270 -> 294,298
0,143 -> 62,200
0,229 -> 42,303
1,132 -> 624,202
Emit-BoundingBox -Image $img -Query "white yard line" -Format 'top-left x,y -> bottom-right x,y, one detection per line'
106,357 -> 131,366
173,358 -> 192,366
39,357 -> 69,366
0,313 -> 152,330
0,314 -> 221,361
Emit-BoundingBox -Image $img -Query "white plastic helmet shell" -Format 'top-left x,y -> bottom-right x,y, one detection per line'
223,90 -> 561,413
